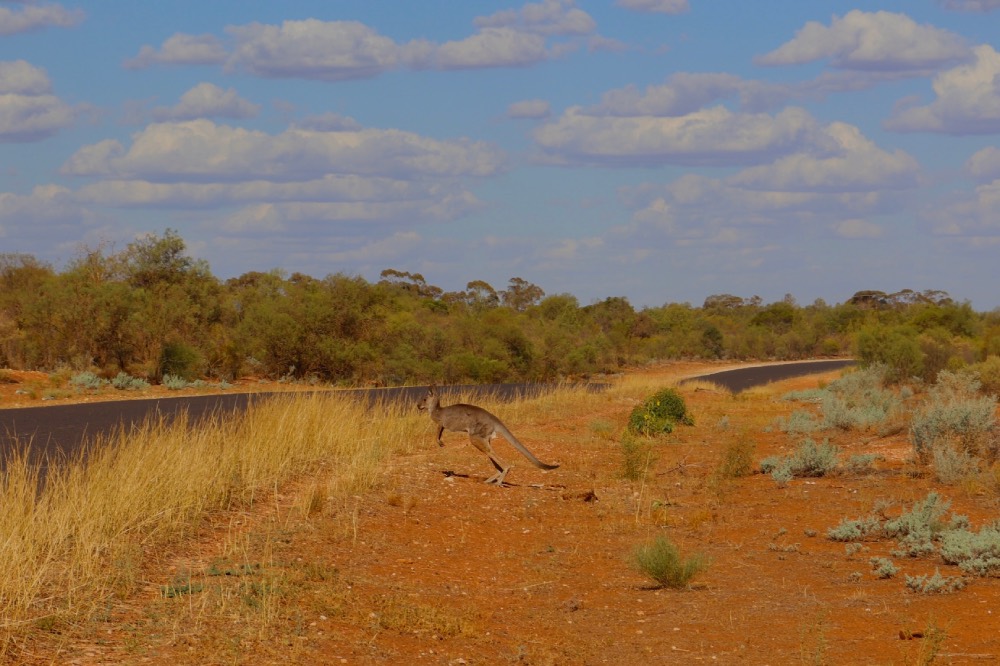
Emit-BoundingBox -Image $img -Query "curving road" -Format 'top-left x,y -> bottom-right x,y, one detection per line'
1,360 -> 853,465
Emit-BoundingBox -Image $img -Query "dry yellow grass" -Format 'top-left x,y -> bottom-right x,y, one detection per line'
0,392 -> 428,656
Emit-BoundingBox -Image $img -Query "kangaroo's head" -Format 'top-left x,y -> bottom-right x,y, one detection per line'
416,385 -> 438,412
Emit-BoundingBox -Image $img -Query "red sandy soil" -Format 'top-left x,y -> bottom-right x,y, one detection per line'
7,362 -> 1000,665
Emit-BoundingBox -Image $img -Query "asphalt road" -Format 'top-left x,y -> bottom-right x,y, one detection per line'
0,360 -> 853,465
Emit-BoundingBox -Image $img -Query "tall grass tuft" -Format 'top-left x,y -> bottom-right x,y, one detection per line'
0,392 -> 425,657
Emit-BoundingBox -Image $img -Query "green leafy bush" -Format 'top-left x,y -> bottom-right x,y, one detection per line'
627,387 -> 693,436
632,536 -> 706,589
159,340 -> 202,381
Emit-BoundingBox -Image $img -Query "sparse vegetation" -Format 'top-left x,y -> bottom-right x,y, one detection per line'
631,535 -> 706,589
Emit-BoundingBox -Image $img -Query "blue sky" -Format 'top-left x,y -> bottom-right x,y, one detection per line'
3,1 -> 1000,309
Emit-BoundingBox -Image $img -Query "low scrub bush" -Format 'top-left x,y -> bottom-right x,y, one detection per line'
631,535 -> 706,589
715,435 -> 755,479
761,438 -> 840,484
627,387 -> 694,436
162,374 -> 190,390
70,371 -> 107,390
940,525 -> 1000,577
910,370 -> 997,463
870,557 -> 899,579
842,454 -> 883,475
820,365 -> 902,431
773,410 -> 822,435
904,570 -> 967,594
111,372 -> 149,390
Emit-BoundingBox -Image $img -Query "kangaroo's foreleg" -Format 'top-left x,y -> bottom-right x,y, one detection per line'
468,434 -> 510,485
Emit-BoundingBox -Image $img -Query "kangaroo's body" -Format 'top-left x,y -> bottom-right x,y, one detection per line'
417,386 -> 558,485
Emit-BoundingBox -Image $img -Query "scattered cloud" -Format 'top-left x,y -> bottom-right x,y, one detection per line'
150,83 -> 260,121
474,0 -> 596,35
616,0 -> 689,14
226,19 -> 412,81
966,146 -> 1000,181
730,122 -> 922,193
937,0 -> 1000,11
61,119 -> 506,182
533,105 -> 821,167
0,60 -> 75,141
136,2 -> 600,80
436,28 -> 552,69
885,45 -> 1000,134
124,33 -> 227,69
507,99 -> 551,119
833,218 -> 884,238
0,1 -> 83,36
756,10 -> 970,72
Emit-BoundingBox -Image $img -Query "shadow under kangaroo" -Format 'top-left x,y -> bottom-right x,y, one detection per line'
417,386 -> 559,485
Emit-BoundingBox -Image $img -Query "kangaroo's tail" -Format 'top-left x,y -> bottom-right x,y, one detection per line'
495,422 -> 559,470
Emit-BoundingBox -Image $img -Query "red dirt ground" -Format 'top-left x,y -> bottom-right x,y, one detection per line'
7,362 -> 1000,665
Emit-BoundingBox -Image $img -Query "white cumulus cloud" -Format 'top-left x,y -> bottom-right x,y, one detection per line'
757,10 -> 969,72
0,1 -> 83,36
61,119 -> 506,182
729,122 -> 921,192
885,45 -> 1000,134
966,146 -> 1000,181
533,105 -> 821,167
151,83 -> 260,121
0,60 -> 74,141
124,33 -> 227,69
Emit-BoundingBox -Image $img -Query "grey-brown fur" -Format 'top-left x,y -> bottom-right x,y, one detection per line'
417,386 -> 558,485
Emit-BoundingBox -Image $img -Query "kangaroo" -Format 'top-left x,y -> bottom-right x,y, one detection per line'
417,386 -> 558,485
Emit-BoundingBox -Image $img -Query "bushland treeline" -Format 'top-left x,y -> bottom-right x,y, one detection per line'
2,230 -> 998,387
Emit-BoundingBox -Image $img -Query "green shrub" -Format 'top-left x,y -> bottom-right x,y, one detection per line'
627,387 -> 693,436
967,355 -> 1000,397
159,340 -> 202,381
716,435 -> 755,479
631,536 -> 706,589
620,432 -> 654,481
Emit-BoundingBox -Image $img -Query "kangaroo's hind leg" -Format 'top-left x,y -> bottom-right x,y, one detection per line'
468,433 -> 511,485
